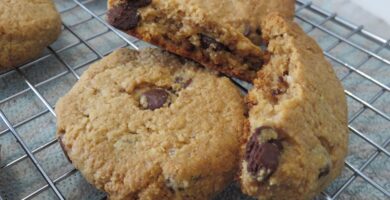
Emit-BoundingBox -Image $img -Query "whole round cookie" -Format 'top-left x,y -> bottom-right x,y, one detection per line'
0,0 -> 61,70
239,14 -> 348,200
56,48 -> 245,200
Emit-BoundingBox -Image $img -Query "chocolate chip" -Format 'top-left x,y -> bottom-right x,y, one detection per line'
271,75 -> 289,97
271,88 -> 284,96
278,76 -> 285,83
243,105 -> 249,117
127,0 -> 152,8
243,25 -> 251,36
140,88 -> 169,110
318,165 -> 330,179
175,77 -> 184,83
107,5 -> 139,30
247,58 -> 264,71
246,142 -> 280,180
278,76 -> 289,88
199,34 -> 228,51
176,57 -> 188,65
183,41 -> 196,52
269,139 -> 283,150
167,186 -> 175,193
245,127 -> 282,181
199,34 -> 214,49
165,177 -> 184,193
58,136 -> 72,163
182,79 -> 192,88
165,178 -> 176,193
107,0 -> 152,30
175,77 -> 192,88
255,28 -> 262,35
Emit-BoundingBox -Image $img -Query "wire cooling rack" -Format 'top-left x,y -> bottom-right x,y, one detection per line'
0,0 -> 389,199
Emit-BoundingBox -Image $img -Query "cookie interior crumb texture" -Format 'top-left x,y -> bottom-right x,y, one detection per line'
106,0 -> 296,82
0,0 -> 62,70
240,14 -> 348,200
55,48 -> 245,200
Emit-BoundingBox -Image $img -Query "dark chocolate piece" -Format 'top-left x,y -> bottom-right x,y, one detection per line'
200,34 -> 228,51
107,5 -> 139,30
140,88 -> 169,110
245,127 -> 282,181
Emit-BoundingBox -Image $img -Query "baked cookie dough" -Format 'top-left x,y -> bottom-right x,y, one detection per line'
56,48 -> 245,200
240,14 -> 348,200
0,0 -> 61,70
106,0 -> 295,82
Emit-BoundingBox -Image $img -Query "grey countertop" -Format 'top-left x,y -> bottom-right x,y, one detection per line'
311,0 -> 390,39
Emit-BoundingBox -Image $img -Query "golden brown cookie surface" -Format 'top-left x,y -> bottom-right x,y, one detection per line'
56,48 -> 245,200
240,14 -> 349,200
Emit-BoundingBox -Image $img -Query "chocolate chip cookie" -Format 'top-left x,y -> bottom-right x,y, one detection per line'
106,0 -> 295,82
240,14 -> 348,200
56,48 -> 245,200
0,0 -> 62,70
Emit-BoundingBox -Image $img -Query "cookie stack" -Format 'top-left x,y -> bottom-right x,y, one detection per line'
56,0 -> 349,200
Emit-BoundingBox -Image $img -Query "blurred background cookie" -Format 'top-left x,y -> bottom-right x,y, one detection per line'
0,0 -> 61,70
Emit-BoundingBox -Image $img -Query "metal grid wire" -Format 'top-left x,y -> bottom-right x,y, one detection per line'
0,0 -> 389,199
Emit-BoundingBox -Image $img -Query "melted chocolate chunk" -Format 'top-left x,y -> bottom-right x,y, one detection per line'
107,0 -> 152,30
140,88 -> 169,110
200,34 -> 228,51
107,5 -> 139,30
245,127 -> 282,181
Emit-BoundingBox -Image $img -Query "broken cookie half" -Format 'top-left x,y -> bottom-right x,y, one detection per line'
106,0 -> 292,82
240,14 -> 348,200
